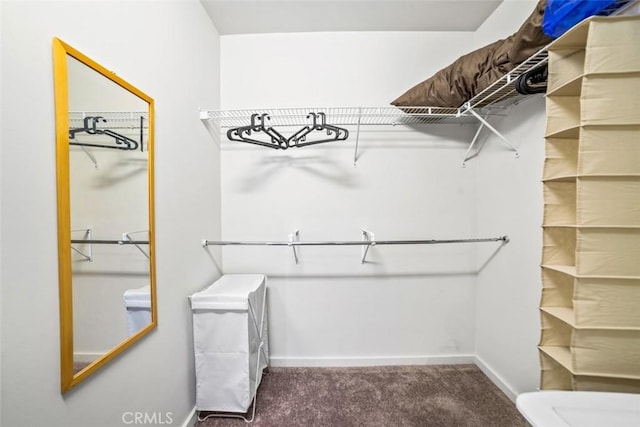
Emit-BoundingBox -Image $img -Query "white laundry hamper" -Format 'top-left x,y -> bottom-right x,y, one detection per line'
190,274 -> 269,415
123,285 -> 151,336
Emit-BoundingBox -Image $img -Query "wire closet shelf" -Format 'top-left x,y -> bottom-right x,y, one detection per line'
69,111 -> 149,131
200,44 -> 551,165
201,45 -> 549,128
202,106 -> 477,128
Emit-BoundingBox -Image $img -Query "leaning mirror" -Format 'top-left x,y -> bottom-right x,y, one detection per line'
53,38 -> 156,392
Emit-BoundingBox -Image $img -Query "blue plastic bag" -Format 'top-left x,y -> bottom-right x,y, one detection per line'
543,0 -> 619,38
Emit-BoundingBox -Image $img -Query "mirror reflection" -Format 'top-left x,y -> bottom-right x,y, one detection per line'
54,38 -> 156,392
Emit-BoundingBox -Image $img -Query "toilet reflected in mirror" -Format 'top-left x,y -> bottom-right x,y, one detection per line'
53,38 -> 156,391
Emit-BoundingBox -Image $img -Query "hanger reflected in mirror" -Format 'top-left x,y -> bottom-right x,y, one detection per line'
70,115 -> 143,151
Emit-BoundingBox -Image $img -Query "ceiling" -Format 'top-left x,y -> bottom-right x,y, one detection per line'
200,0 -> 504,35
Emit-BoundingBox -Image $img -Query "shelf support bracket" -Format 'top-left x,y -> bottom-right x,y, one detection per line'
122,230 -> 150,260
71,228 -> 93,261
288,230 -> 300,264
462,116 -> 487,168
466,108 -> 519,164
353,107 -> 363,167
361,229 -> 375,264
78,145 -> 99,169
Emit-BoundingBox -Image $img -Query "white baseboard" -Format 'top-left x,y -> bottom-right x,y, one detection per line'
268,354 -> 476,367
474,355 -> 518,402
180,407 -> 197,427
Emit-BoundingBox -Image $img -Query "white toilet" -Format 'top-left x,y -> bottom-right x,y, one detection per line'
516,391 -> 640,427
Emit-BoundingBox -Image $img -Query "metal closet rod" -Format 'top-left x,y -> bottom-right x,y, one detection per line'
203,236 -> 508,246
71,239 -> 149,245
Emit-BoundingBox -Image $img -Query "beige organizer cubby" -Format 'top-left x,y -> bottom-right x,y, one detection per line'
540,267 -> 574,309
577,177 -> 640,226
540,312 -> 640,378
573,376 -> 640,393
540,352 -> 573,390
539,15 -> 640,392
545,96 -> 581,138
541,227 -> 576,267
571,329 -> 640,378
543,137 -> 578,180
574,277 -> 640,328
581,74 -> 640,125
579,126 -> 640,175
540,352 -> 640,392
543,181 -> 577,225
547,49 -> 585,95
576,228 -> 640,277
582,17 -> 640,74
540,310 -> 574,347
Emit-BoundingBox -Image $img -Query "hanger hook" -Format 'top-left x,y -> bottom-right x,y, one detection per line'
83,116 -> 105,134
259,113 -> 270,130
317,112 -> 327,127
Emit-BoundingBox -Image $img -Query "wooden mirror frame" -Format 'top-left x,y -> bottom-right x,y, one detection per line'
53,38 -> 156,392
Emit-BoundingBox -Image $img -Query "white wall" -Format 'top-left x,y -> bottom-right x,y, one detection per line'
219,1 -> 548,393
0,1 -> 221,426
474,98 -> 545,398
474,0 -> 545,398
0,0 -> 4,421
220,32 -> 493,365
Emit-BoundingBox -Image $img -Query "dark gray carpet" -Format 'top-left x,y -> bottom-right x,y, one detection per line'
196,364 -> 525,427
